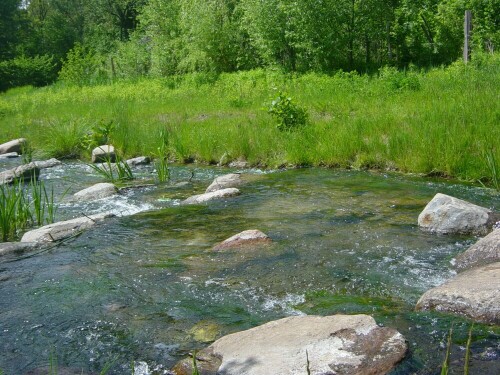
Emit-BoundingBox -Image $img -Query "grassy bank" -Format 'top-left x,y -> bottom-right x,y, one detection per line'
0,55 -> 499,187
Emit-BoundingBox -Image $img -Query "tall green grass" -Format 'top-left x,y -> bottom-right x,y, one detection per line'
0,179 -> 58,241
1,54 -> 499,187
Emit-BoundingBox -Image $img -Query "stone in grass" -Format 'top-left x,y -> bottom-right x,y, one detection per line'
418,193 -> 499,235
21,212 -> 115,243
183,188 -> 240,205
126,156 -> 151,166
91,145 -> 116,163
0,163 -> 40,185
171,314 -> 407,375
455,229 -> 500,271
416,262 -> 500,324
213,230 -> 271,251
73,183 -> 118,201
0,138 -> 26,155
205,173 -> 242,193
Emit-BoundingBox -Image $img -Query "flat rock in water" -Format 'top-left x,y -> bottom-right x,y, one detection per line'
0,162 -> 40,185
91,145 -> 116,163
416,262 -> 500,324
205,173 -> 242,193
213,229 -> 271,251
73,182 -> 118,201
126,156 -> 151,166
0,242 -> 39,257
418,193 -> 498,235
455,229 -> 500,271
183,188 -> 240,205
21,212 -> 115,243
34,158 -> 62,169
0,152 -> 19,159
172,314 -> 407,375
228,160 -> 250,169
0,138 -> 26,154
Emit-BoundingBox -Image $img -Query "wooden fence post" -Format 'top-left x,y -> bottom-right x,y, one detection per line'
464,10 -> 472,63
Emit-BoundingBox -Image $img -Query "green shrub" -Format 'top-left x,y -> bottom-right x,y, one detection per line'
268,91 -> 308,132
0,55 -> 57,92
59,44 -> 105,86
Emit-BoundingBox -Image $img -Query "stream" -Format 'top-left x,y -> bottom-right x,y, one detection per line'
0,159 -> 499,374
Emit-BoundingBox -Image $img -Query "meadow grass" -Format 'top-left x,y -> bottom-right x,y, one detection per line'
0,55 -> 499,187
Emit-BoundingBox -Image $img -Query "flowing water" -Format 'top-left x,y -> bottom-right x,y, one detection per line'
0,158 -> 499,374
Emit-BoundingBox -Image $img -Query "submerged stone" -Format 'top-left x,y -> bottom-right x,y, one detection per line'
0,152 -> 19,159
418,193 -> 498,235
20,212 -> 115,243
171,314 -> 407,375
0,138 -> 26,155
455,229 -> 500,271
416,262 -> 500,324
213,229 -> 271,251
73,182 -> 118,201
0,242 -> 39,257
205,173 -> 243,193
0,162 -> 40,185
183,188 -> 240,204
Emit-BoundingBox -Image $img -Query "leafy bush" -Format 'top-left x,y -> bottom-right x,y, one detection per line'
0,55 -> 57,91
268,91 -> 308,132
58,44 -> 105,86
379,66 -> 421,91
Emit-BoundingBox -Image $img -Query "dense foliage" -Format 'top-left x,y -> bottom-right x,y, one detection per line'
0,0 -> 498,88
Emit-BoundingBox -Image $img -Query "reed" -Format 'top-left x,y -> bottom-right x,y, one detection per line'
441,325 -> 453,375
88,155 -> 134,182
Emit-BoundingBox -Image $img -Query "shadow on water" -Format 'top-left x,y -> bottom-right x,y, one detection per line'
0,163 -> 499,374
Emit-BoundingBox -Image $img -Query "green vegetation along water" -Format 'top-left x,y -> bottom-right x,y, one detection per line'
0,162 -> 499,374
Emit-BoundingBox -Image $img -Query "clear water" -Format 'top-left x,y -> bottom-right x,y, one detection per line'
0,159 -> 499,374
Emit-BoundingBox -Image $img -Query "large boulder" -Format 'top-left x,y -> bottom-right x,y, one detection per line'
0,242 -> 39,257
416,262 -> 500,324
213,230 -> 271,251
20,212 -> 115,243
172,315 -> 407,375
0,162 -> 40,185
455,229 -> 500,271
205,173 -> 242,193
0,138 -> 26,155
183,188 -> 240,205
91,145 -> 116,163
418,193 -> 498,235
73,183 -> 118,201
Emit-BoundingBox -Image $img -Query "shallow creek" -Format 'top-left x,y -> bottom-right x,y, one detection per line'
0,160 -> 499,374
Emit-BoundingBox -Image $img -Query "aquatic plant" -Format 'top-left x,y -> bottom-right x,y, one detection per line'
192,350 -> 200,375
441,325 -> 453,375
89,155 -> 134,182
0,179 -> 58,242
154,128 -> 170,183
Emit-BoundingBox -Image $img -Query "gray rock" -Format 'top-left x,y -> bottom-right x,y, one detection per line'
21,212 -> 115,243
126,156 -> 151,166
73,183 -> 118,201
206,174 -> 242,193
0,162 -> 40,185
0,242 -> 39,257
213,230 -> 271,251
91,145 -> 116,163
416,262 -> 500,324
455,229 -> 500,271
0,152 -> 19,159
229,160 -> 250,169
0,138 -> 26,155
183,188 -> 240,205
171,314 -> 407,375
418,193 -> 498,235
34,158 -> 62,169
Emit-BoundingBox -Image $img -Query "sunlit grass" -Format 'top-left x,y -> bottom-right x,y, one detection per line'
1,55 -> 499,187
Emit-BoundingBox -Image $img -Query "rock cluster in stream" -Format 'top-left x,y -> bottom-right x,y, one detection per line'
416,193 -> 500,324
